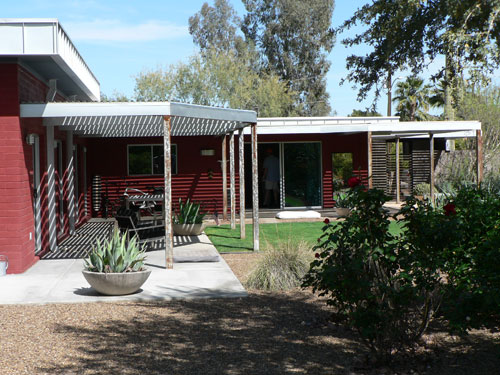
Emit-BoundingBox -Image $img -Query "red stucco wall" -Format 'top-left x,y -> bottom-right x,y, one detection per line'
85,132 -> 369,214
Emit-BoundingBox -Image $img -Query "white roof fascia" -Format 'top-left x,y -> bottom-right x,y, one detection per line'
20,102 -> 256,137
368,121 -> 481,133
373,130 -> 477,139
20,102 -> 256,123
0,19 -> 100,101
244,118 -> 481,136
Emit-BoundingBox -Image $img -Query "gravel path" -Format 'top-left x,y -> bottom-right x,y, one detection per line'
1,254 -> 499,375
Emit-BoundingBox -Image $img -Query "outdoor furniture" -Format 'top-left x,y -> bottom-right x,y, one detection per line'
115,208 -> 165,245
125,191 -> 165,222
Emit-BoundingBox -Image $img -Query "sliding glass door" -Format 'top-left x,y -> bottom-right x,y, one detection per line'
282,143 -> 322,208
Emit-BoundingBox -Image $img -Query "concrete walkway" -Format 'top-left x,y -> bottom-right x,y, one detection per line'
0,234 -> 247,305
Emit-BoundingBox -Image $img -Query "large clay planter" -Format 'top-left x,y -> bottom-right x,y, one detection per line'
335,207 -> 351,217
173,223 -> 206,236
82,269 -> 151,296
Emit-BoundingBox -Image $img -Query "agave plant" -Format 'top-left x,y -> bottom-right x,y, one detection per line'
84,229 -> 146,273
333,191 -> 352,209
174,198 -> 207,224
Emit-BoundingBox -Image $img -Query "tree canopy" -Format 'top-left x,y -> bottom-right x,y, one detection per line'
242,0 -> 335,116
134,49 -> 295,117
188,0 -> 246,54
338,0 -> 500,109
393,76 -> 433,121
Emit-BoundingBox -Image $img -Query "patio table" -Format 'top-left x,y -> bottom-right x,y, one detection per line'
125,193 -> 165,222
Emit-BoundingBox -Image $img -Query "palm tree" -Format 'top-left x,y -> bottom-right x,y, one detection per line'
393,76 -> 432,121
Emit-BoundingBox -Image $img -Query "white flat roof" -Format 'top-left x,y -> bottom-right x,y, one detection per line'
0,19 -> 100,101
20,102 -> 257,137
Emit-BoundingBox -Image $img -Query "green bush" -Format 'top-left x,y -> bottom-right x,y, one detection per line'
304,184 -> 500,362
84,229 -> 146,273
246,240 -> 313,291
303,186 -> 443,361
404,187 -> 500,332
413,182 -> 431,196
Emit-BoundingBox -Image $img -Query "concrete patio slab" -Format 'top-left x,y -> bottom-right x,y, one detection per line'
0,234 -> 247,305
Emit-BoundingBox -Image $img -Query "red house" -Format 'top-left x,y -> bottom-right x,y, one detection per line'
0,19 -> 482,274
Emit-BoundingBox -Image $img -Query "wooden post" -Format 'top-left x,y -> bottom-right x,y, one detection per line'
46,125 -> 58,252
238,128 -> 246,239
251,123 -> 259,251
476,129 -> 483,186
65,130 -> 75,234
429,133 -> 435,205
230,131 -> 236,229
163,116 -> 173,269
367,131 -> 373,188
222,136 -> 227,221
395,137 -> 401,204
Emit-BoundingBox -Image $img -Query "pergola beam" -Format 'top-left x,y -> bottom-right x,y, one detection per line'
229,131 -> 236,230
429,133 -> 435,205
251,123 -> 259,251
222,136 -> 228,221
395,137 -> 401,204
163,116 -> 173,269
238,129 -> 246,239
65,130 -> 76,234
476,129 -> 483,186
367,131 -> 373,188
46,126 -> 58,252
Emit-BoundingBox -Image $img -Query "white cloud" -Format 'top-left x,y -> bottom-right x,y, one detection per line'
65,19 -> 189,42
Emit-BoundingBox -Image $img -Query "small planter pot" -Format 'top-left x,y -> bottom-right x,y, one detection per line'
335,207 -> 351,217
173,223 -> 206,236
82,269 -> 151,296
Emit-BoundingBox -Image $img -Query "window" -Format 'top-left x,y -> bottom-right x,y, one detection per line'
128,145 -> 177,175
331,152 -> 353,190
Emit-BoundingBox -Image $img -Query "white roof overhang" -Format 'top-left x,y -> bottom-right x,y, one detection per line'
20,102 -> 257,137
0,19 -> 100,101
247,117 -> 481,138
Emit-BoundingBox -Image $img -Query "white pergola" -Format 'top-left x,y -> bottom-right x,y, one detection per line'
20,101 -> 260,269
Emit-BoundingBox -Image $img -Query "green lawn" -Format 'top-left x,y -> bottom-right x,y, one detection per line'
205,221 -> 403,253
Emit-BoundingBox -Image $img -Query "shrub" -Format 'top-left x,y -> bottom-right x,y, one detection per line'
85,229 -> 146,273
416,187 -> 500,332
246,240 -> 313,291
413,182 -> 431,196
303,187 -> 443,361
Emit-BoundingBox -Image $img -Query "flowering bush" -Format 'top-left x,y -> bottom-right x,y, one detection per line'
304,185 -> 500,361
347,176 -> 361,188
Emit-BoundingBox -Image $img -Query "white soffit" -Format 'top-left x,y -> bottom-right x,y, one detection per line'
19,102 -> 257,137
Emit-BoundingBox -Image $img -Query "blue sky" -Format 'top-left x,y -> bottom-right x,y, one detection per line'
4,0 -> 439,116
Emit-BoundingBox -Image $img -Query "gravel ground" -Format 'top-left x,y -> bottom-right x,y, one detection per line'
1,254 -> 499,375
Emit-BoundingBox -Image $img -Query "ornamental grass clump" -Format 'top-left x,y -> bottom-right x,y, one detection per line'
84,229 -> 146,273
246,240 -> 313,291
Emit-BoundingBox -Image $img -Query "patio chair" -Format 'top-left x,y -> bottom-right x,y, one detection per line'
115,207 -> 165,245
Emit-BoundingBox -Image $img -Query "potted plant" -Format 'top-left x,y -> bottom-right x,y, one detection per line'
413,182 -> 431,201
173,198 -> 208,236
334,191 -> 352,217
82,229 -> 151,296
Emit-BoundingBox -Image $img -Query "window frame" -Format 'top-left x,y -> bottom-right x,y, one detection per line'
127,144 -> 177,176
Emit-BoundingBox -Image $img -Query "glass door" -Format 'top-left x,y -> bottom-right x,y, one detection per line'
282,143 -> 322,208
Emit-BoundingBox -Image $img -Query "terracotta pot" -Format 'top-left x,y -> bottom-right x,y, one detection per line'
82,269 -> 151,296
335,207 -> 351,217
173,223 -> 206,236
